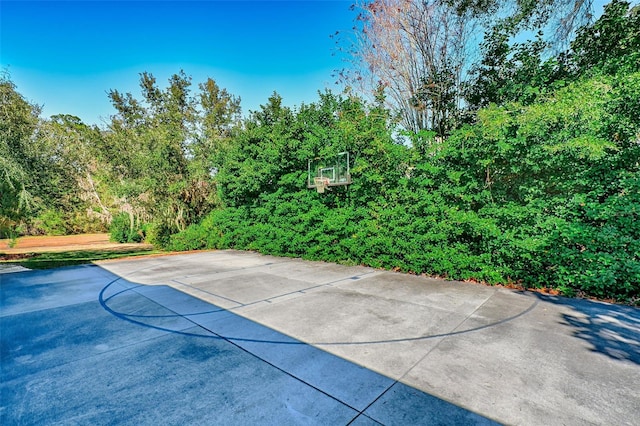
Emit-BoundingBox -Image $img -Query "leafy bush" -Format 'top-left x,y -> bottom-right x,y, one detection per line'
166,71 -> 639,303
170,14 -> 640,304
109,212 -> 145,243
33,209 -> 67,236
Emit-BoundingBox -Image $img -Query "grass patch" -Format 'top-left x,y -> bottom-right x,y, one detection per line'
0,247 -> 161,269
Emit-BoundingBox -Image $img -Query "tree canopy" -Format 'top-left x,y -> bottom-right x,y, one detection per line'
338,0 -> 602,133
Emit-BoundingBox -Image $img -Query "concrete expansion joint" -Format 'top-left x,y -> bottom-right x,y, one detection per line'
169,279 -> 244,306
236,282 -> 332,308
317,270 -> 384,287
190,318 -> 366,416
395,289 -> 502,380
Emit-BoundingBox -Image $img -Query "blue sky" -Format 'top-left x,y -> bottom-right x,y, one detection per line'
1,1 -> 355,126
1,1 -> 616,127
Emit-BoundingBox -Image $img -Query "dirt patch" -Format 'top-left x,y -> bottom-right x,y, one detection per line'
0,233 -> 153,256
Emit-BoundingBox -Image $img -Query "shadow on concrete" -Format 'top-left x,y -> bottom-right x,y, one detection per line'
528,293 -> 639,365
100,277 -> 539,347
95,270 -> 505,424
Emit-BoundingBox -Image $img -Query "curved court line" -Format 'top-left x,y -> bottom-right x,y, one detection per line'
102,284 -> 224,319
97,278 -> 370,417
99,276 -> 539,346
323,297 -> 539,346
99,279 -> 254,341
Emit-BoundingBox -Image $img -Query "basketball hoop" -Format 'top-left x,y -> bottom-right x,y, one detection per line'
307,152 -> 351,192
314,177 -> 330,193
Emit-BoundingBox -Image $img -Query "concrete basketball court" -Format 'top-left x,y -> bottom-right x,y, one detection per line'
1,250 -> 638,425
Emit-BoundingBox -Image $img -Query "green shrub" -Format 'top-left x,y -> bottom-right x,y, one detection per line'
165,79 -> 639,303
36,209 -> 67,236
109,212 -> 145,243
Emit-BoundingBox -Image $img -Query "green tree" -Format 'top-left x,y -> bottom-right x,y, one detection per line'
341,0 -> 597,134
565,0 -> 640,76
104,71 -> 241,243
448,0 -> 594,47
35,114 -> 109,233
431,71 -> 640,299
464,31 -> 559,109
466,0 -> 640,110
105,71 -> 193,238
215,92 -> 295,207
0,73 -> 40,236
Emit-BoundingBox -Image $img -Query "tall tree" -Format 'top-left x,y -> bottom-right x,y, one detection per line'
1,75 -> 108,235
192,78 -> 242,179
106,71 -> 194,232
36,114 -> 110,232
104,71 -> 241,241
0,73 -> 40,234
566,0 -> 640,76
342,0 -> 473,134
465,0 -> 639,110
340,0 -> 597,134
444,0 -> 595,48
199,78 -> 242,140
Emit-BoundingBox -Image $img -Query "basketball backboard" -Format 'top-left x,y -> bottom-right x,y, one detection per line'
307,152 -> 351,190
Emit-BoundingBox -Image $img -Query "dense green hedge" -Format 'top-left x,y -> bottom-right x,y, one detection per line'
166,72 -> 640,304
167,6 -> 639,303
